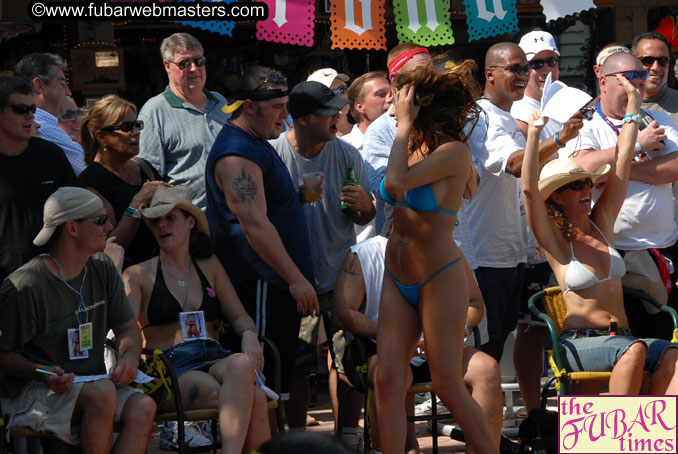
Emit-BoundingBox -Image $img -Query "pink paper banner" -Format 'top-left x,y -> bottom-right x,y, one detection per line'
256,0 -> 315,47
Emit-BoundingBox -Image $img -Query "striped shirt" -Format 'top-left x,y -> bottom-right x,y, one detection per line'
138,86 -> 229,210
34,108 -> 86,176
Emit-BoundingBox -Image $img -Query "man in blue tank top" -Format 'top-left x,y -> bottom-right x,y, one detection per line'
205,66 -> 318,425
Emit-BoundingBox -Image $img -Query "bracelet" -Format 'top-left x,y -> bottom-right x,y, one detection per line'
243,327 -> 258,336
635,141 -> 643,155
624,113 -> 641,124
41,365 -> 51,382
124,206 -> 141,219
554,131 -> 566,148
464,324 -> 472,337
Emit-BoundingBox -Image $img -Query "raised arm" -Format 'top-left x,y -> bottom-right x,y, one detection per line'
521,111 -> 563,258
592,75 -> 641,232
214,155 -> 318,315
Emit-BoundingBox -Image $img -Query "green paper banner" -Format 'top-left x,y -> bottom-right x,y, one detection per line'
393,0 -> 454,47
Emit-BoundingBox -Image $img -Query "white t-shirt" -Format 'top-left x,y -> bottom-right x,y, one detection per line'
340,125 -> 365,154
272,134 -> 370,293
465,99 -> 528,267
511,95 -> 564,147
563,108 -> 678,250
340,125 -> 376,242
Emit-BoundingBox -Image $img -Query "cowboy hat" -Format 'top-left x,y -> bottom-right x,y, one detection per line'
140,186 -> 209,236
538,158 -> 610,200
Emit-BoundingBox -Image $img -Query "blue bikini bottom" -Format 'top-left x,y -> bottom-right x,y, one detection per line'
385,256 -> 462,307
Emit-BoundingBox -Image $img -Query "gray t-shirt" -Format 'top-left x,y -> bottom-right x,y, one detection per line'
642,85 -> 678,129
0,253 -> 135,395
272,133 -> 369,294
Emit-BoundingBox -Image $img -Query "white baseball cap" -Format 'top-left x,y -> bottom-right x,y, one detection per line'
33,187 -> 104,246
519,31 -> 560,61
307,68 -> 350,89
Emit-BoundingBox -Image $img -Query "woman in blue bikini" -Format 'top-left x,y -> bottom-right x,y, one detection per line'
374,61 -> 498,454
522,73 -> 678,396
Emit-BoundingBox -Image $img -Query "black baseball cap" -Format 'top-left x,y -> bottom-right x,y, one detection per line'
288,81 -> 351,119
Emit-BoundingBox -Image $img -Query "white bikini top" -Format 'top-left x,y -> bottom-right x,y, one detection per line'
563,220 -> 626,295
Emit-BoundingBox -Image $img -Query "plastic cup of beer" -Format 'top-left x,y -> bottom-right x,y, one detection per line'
301,172 -> 324,203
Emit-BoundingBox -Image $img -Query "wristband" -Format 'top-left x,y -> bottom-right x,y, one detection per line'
243,327 -> 258,336
624,113 -> 641,124
554,131 -> 566,148
464,324 -> 472,337
41,365 -> 51,382
124,206 -> 141,219
635,141 -> 643,155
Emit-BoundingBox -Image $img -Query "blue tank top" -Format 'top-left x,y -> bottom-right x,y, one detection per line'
205,122 -> 315,290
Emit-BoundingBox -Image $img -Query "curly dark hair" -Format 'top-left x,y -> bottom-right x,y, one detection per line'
545,199 -> 576,241
391,58 -> 481,156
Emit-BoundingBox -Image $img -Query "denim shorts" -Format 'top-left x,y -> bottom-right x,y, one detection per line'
559,329 -> 677,374
143,338 -> 232,405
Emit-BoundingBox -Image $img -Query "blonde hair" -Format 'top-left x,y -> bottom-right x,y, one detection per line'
81,95 -> 137,164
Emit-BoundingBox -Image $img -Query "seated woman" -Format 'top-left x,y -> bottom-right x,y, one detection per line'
123,186 -> 270,454
374,60 -> 498,453
78,95 -> 166,267
521,73 -> 678,395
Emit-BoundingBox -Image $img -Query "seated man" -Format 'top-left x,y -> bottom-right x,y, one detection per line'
331,236 -> 502,453
0,187 -> 156,453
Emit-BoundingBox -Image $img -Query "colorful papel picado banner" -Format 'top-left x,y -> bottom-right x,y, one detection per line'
175,0 -> 237,37
393,0 -> 455,47
331,0 -> 387,50
256,0 -> 316,47
464,0 -> 518,41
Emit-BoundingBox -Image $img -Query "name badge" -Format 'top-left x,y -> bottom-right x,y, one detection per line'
79,322 -> 93,350
180,311 -> 206,340
67,328 -> 89,360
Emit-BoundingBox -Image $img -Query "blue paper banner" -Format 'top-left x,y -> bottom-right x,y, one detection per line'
464,0 -> 518,42
176,0 -> 236,37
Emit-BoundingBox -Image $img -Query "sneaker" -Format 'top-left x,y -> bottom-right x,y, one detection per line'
415,397 -> 448,416
159,421 -> 212,450
342,431 -> 363,452
414,392 -> 429,404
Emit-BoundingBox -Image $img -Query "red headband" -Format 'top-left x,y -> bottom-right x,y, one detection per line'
388,48 -> 430,78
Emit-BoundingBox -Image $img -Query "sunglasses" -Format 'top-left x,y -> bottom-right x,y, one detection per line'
4,103 -> 37,115
579,107 -> 595,121
332,85 -> 348,96
61,109 -> 83,121
490,64 -> 530,76
253,73 -> 283,91
77,214 -> 108,226
528,57 -> 559,70
639,56 -> 670,67
604,69 -> 650,81
169,56 -> 206,71
557,178 -> 593,192
101,120 -> 144,133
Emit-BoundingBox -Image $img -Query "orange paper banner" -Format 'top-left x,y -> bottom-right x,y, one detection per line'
331,0 -> 386,50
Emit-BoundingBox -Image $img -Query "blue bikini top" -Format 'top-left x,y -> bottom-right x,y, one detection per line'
379,177 -> 457,216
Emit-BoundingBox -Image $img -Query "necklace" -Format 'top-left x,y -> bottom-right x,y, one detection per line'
160,258 -> 192,311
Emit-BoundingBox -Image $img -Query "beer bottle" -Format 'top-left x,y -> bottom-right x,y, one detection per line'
341,164 -> 358,212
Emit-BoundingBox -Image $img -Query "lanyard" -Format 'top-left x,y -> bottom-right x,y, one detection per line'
594,100 -> 620,137
43,254 -> 88,325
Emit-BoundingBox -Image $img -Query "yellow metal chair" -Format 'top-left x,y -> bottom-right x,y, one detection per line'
527,286 -> 678,397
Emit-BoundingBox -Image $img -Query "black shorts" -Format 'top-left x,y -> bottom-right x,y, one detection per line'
235,279 -> 301,398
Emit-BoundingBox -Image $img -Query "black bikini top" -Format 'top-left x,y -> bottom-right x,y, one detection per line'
146,259 -> 222,327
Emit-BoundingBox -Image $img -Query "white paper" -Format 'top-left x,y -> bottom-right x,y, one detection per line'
71,369 -> 155,384
541,0 -> 595,23
254,369 -> 279,401
535,74 -> 592,125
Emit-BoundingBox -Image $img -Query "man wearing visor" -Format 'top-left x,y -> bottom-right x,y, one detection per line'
206,66 -> 318,419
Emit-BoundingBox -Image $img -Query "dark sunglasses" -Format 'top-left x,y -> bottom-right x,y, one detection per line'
101,120 -> 144,133
579,107 -> 595,121
528,57 -> 559,70
604,69 -> 650,81
4,103 -> 37,115
61,109 -> 83,121
77,214 -> 108,226
639,56 -> 670,67
253,73 -> 283,91
169,56 -> 206,71
491,64 -> 530,76
332,85 -> 348,96
557,178 -> 593,192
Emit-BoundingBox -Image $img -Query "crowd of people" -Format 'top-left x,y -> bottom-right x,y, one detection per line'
0,26 -> 677,454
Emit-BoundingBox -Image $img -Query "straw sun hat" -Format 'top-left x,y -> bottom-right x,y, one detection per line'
538,158 -> 611,201
140,186 -> 210,236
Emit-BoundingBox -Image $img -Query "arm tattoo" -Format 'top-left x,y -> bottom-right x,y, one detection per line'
187,384 -> 200,405
341,254 -> 359,276
232,167 -> 257,204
